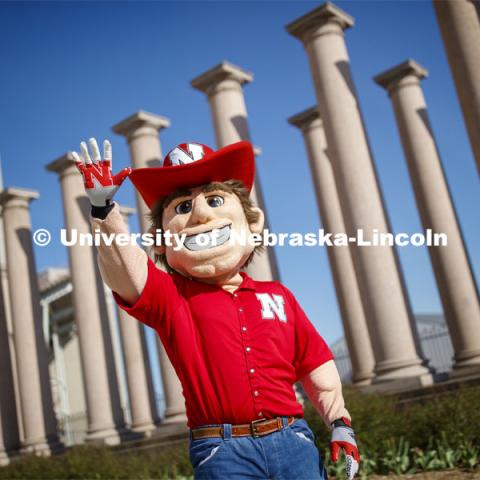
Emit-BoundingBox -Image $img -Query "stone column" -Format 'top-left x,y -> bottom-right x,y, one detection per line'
0,299 -> 19,460
0,267 -> 19,463
287,4 -> 431,384
375,60 -> 480,377
101,284 -> 130,427
0,188 -> 61,453
0,169 -> 23,449
112,111 -> 169,233
46,155 -> 124,444
433,0 -> 480,173
191,62 -> 280,281
0,411 -> 8,465
0,202 -> 20,460
289,107 -> 375,385
113,112 -> 186,422
117,205 -> 157,433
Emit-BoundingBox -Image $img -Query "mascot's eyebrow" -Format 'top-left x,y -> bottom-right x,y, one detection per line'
162,188 -> 193,209
163,182 -> 232,210
202,182 -> 232,194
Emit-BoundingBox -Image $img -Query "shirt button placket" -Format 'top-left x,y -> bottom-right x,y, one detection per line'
234,292 -> 261,416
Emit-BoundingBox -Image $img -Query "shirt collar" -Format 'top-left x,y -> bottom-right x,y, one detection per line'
175,270 -> 257,293
238,271 -> 257,291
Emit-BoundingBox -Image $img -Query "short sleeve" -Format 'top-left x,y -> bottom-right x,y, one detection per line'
113,257 -> 182,341
282,287 -> 334,381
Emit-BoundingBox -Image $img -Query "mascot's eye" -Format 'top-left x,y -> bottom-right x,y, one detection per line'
206,196 -> 224,208
175,200 -> 192,214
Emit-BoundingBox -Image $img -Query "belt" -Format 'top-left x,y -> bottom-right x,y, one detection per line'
190,416 -> 299,440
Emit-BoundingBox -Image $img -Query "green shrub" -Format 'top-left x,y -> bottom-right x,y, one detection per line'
321,434 -> 480,478
0,443 -> 193,479
304,383 -> 480,456
305,384 -> 480,477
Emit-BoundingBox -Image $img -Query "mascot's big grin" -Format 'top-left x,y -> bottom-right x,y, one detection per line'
184,224 -> 232,251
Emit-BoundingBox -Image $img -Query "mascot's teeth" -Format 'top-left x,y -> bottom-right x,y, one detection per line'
184,225 -> 231,251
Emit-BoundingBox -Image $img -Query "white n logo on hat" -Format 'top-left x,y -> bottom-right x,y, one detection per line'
168,143 -> 205,166
256,293 -> 287,323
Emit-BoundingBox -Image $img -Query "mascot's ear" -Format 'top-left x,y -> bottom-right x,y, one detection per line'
249,207 -> 264,235
148,224 -> 166,256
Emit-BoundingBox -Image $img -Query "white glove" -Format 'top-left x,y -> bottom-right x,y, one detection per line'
72,138 -> 131,207
331,417 -> 360,480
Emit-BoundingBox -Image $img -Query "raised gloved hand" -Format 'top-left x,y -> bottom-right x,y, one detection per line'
72,138 -> 131,207
331,417 -> 360,480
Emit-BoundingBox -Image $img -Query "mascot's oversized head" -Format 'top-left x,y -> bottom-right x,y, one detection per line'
129,141 -> 264,282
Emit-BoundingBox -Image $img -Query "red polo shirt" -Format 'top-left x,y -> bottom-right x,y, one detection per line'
114,258 -> 333,428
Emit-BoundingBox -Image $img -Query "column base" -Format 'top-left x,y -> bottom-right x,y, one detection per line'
85,427 -> 123,446
110,422 -> 189,452
151,420 -> 189,441
449,349 -> 480,379
352,377 -> 373,387
130,421 -> 157,436
362,372 -> 433,394
20,441 -> 52,456
19,434 -> 63,456
351,371 -> 375,386
0,450 -> 9,466
373,356 -> 433,382
449,363 -> 480,381
162,412 -> 188,424
163,404 -> 187,424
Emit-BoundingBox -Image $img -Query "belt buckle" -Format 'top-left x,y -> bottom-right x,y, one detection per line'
250,418 -> 265,438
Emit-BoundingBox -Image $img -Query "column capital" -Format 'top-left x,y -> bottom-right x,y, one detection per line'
46,153 -> 78,177
288,106 -> 322,132
374,59 -> 428,94
0,187 -> 39,208
191,61 -> 253,94
286,2 -> 354,41
112,111 -> 170,139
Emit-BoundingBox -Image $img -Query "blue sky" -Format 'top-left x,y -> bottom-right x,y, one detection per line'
0,0 -> 478,352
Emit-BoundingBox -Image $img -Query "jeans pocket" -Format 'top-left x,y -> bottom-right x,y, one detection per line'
290,419 -> 316,444
189,437 -> 225,470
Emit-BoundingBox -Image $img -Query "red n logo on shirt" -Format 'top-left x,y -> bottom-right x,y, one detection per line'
256,294 -> 287,323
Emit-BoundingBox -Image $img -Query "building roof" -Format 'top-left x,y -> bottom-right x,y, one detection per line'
38,267 -> 70,293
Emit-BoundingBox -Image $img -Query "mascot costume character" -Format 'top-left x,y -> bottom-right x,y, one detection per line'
73,137 -> 360,480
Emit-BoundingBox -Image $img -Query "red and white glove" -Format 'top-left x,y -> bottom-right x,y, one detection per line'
331,417 -> 360,480
72,138 -> 131,207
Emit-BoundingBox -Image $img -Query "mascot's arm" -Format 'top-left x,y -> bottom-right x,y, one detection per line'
301,360 -> 360,479
90,203 -> 148,306
300,359 -> 350,426
71,137 -> 146,306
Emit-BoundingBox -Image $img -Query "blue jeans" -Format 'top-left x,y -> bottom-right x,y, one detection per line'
189,417 -> 328,479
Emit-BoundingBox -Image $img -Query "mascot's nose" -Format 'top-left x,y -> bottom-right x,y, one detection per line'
190,195 -> 216,225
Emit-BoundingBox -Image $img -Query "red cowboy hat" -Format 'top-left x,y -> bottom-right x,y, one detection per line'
129,141 -> 255,209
